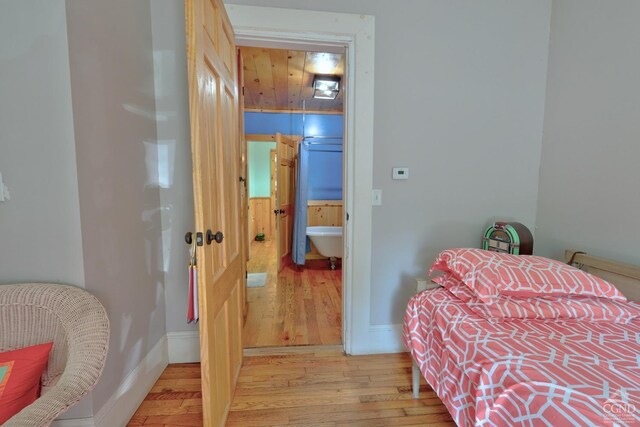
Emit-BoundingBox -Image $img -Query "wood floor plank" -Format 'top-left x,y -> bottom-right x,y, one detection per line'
127,353 -> 454,426
244,240 -> 341,348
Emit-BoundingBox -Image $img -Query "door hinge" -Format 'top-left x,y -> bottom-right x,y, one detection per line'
242,86 -> 245,96
246,271 -> 248,279
346,212 -> 350,221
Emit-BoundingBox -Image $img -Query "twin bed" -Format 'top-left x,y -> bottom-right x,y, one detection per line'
404,249 -> 640,427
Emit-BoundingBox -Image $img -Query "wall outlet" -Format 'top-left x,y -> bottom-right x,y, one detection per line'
372,189 -> 382,206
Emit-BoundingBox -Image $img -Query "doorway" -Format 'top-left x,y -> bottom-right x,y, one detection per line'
242,46 -> 345,348
228,5 -> 375,356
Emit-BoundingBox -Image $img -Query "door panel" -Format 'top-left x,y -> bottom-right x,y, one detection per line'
237,49 -> 248,315
185,0 -> 244,426
275,133 -> 297,271
270,149 -> 276,239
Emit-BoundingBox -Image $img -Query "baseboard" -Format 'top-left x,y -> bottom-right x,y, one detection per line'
93,335 -> 169,427
51,418 -> 95,427
350,324 -> 406,355
167,331 -> 200,363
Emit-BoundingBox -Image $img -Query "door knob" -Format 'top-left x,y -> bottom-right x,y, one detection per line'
206,230 -> 224,244
274,209 -> 285,215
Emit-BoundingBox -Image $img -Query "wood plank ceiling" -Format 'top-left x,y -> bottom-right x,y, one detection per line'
241,47 -> 344,113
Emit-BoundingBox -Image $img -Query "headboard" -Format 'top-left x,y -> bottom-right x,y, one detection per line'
565,250 -> 640,302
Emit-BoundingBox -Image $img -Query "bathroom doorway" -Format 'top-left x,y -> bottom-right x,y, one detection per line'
241,46 -> 345,348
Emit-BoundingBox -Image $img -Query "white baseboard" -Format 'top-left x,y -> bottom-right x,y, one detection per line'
349,324 -> 406,355
93,335 -> 169,427
51,418 -> 95,427
167,331 -> 200,363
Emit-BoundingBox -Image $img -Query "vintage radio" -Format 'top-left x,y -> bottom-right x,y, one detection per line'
482,222 -> 533,255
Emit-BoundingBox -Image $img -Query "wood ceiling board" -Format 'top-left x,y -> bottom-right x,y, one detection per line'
270,49 -> 290,109
253,48 -> 276,108
241,48 -> 259,107
240,46 -> 344,112
287,50 -> 306,110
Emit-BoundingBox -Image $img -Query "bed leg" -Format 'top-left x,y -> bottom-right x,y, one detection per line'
412,361 -> 420,398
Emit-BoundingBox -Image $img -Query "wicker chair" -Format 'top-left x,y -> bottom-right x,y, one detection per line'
0,283 -> 110,427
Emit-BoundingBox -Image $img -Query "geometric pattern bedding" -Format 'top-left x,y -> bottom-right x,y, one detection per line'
438,275 -> 640,324
404,288 -> 640,426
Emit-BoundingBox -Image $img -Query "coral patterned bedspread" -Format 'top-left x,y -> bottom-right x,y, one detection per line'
404,288 -> 640,427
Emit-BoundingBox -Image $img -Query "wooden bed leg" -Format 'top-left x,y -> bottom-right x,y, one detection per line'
412,361 -> 420,398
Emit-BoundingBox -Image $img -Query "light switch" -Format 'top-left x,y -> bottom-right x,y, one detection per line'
372,189 -> 382,206
392,167 -> 409,180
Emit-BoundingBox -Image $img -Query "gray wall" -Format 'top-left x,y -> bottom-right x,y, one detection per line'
150,0 -> 198,334
225,0 -> 552,325
0,0 -> 85,287
65,0 -> 167,413
535,0 -> 640,266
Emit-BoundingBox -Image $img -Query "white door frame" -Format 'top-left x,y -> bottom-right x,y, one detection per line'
227,5 -> 375,355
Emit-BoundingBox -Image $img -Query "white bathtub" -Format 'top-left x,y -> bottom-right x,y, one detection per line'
306,226 -> 343,259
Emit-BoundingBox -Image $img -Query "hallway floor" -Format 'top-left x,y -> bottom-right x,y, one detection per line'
244,240 -> 342,347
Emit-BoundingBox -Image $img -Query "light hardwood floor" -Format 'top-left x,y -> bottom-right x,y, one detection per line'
245,240 -> 341,347
127,349 -> 455,426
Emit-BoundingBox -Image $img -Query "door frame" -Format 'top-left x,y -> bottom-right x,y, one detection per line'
227,5 -> 375,355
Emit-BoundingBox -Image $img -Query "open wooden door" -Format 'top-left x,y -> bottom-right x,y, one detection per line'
185,1 -> 244,426
237,48 -> 248,316
275,133 -> 297,271
270,149 -> 277,239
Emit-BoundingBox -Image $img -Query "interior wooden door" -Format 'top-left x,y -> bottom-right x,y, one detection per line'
237,48 -> 248,315
275,133 -> 297,271
269,149 -> 277,239
185,1 -> 244,426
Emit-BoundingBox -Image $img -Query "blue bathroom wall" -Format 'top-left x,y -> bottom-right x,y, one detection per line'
245,112 -> 343,200
245,112 -> 342,137
308,145 -> 343,200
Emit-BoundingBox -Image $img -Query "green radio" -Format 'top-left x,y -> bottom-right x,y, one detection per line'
482,222 -> 533,255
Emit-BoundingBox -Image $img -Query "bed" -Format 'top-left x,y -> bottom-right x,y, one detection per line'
404,250 -> 640,427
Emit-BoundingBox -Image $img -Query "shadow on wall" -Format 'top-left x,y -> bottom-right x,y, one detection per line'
393,273 -> 422,327
389,218 -> 519,324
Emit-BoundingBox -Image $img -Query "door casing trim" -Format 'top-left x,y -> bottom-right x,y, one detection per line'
227,5 -> 375,354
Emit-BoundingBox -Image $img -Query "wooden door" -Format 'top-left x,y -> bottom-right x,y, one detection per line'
275,133 -> 297,271
269,149 -> 276,239
237,48 -> 248,315
185,1 -> 244,426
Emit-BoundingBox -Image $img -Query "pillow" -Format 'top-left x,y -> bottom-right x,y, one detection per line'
0,342 -> 53,424
429,248 -> 626,303
435,273 -> 639,323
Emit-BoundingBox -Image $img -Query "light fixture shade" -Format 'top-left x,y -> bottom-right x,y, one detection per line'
312,75 -> 340,100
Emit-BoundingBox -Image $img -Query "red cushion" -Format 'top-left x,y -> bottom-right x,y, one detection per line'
0,342 -> 53,424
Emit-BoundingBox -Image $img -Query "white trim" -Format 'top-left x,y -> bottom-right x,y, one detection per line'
93,336 -> 169,427
51,418 -> 95,427
167,331 -> 200,363
227,5 -> 375,355
349,324 -> 406,355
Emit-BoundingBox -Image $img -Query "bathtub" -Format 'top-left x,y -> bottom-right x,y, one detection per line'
306,226 -> 343,260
